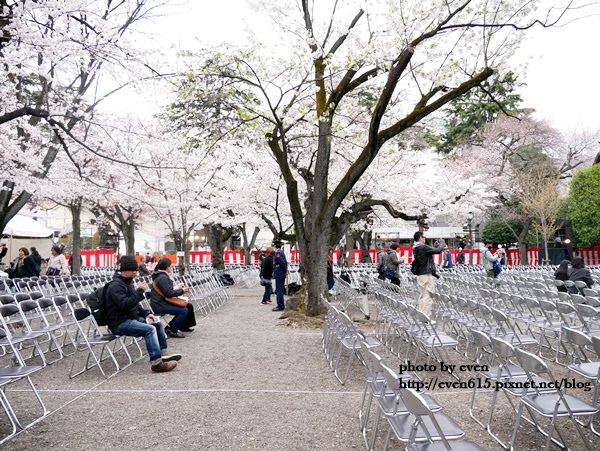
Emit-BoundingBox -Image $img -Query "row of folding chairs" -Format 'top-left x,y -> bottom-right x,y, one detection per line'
321,297 -> 380,385
468,328 -> 599,450
372,292 -> 460,381
331,276 -> 371,318
0,290 -> 143,379
358,342 -> 483,450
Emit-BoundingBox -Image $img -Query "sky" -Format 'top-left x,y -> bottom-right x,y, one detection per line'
139,0 -> 600,134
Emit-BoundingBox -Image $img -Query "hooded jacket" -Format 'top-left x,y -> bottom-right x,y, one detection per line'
412,240 -> 445,276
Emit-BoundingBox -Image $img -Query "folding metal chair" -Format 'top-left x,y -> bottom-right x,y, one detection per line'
405,307 -> 459,380
0,328 -> 47,444
373,361 -> 442,451
403,387 -> 484,450
331,309 -> 379,385
67,307 -> 129,379
510,348 -> 599,450
0,304 -> 47,367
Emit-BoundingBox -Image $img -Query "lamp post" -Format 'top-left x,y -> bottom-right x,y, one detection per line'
466,211 -> 474,265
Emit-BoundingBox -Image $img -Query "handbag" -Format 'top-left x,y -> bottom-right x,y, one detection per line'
46,267 -> 61,276
384,267 -> 395,280
153,282 -> 189,308
259,277 -> 272,287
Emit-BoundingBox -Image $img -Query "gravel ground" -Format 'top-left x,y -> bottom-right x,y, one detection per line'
3,286 -> 599,450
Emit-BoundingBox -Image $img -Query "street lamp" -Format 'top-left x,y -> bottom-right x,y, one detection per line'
466,211 -> 474,265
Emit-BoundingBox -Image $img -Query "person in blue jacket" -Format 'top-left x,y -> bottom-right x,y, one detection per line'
272,240 -> 288,312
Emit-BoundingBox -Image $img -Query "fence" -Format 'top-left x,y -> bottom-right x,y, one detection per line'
70,245 -> 600,268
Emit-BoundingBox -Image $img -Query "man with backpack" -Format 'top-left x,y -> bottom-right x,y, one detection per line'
412,232 -> 445,318
104,255 -> 181,373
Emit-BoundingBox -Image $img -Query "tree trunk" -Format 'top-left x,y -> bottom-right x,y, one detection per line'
207,224 -> 232,270
70,201 -> 82,276
518,217 -> 533,265
302,224 -> 330,317
123,221 -> 136,256
240,224 -> 260,266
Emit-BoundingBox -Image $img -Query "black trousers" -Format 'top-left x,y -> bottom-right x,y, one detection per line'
169,304 -> 196,330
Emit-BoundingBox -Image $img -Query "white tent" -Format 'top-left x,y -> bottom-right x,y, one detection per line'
1,215 -> 54,265
3,215 -> 54,238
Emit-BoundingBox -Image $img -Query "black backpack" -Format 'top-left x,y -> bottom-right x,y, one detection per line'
87,280 -> 122,326
410,258 -> 419,275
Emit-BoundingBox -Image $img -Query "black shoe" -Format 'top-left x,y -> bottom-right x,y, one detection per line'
272,307 -> 284,311
166,329 -> 185,338
181,328 -> 194,332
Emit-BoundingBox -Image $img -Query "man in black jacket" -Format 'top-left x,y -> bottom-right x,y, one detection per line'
259,251 -> 273,304
105,255 -> 180,373
412,232 -> 445,317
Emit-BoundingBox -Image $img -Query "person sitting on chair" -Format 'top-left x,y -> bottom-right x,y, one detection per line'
105,255 -> 181,373
150,258 -> 195,337
567,257 -> 595,295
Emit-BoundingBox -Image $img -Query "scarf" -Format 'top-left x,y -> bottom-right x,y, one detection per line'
154,269 -> 175,282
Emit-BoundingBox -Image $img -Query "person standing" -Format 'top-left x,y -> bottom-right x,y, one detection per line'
260,251 -> 273,304
326,247 -> 335,292
138,259 -> 151,276
105,255 -> 180,373
46,245 -> 70,276
0,242 -> 7,263
29,247 -> 42,276
16,247 -> 37,278
412,232 -> 445,317
272,240 -> 287,312
482,240 -> 503,278
442,246 -> 453,269
376,247 -> 389,280
386,242 -> 404,286
456,247 -> 465,265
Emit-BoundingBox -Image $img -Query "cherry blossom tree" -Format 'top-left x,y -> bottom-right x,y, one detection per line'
0,0 -> 169,234
171,0 -> 587,315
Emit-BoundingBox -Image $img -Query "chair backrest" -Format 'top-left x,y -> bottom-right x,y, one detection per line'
380,361 -> 402,393
590,336 -> 600,359
470,328 -> 491,348
557,291 -> 572,303
562,326 -> 592,347
571,293 -> 586,304
15,293 -> 31,303
401,387 -> 430,416
0,294 -> 16,305
576,303 -> 599,320
515,347 -> 548,374
489,335 -> 517,359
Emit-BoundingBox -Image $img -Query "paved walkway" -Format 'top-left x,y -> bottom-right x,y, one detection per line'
5,286 -> 368,450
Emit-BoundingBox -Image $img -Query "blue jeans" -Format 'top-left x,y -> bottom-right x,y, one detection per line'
262,283 -> 272,301
275,276 -> 286,309
327,275 -> 335,290
111,318 -> 167,362
160,306 -> 188,333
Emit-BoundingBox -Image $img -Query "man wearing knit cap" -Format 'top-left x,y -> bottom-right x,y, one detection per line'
105,255 -> 181,373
